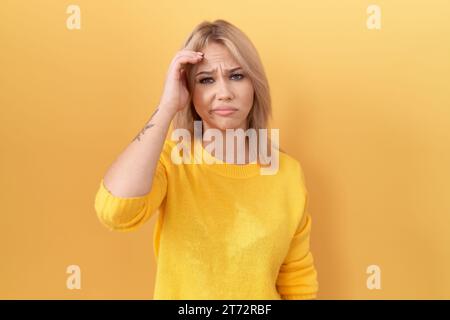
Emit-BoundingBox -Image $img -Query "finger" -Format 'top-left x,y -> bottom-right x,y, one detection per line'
180,69 -> 188,85
174,52 -> 203,65
175,66 -> 190,81
173,54 -> 203,73
178,50 -> 203,57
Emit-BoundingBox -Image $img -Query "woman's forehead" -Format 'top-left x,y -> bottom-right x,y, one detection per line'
200,43 -> 238,65
195,56 -> 240,74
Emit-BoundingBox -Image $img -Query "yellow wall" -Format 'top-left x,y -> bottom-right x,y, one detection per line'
1,0 -> 449,299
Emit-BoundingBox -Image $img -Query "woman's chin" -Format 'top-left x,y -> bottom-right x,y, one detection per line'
206,119 -> 245,132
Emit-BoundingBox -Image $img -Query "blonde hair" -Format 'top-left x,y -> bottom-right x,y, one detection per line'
172,19 -> 283,162
173,19 -> 272,134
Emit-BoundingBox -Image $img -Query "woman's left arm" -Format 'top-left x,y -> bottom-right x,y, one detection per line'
277,206 -> 319,300
276,189 -> 319,300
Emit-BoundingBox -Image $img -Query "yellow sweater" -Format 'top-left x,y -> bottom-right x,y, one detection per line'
94,138 -> 319,300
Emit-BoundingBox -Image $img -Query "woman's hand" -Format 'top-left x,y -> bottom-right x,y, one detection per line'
158,49 -> 204,115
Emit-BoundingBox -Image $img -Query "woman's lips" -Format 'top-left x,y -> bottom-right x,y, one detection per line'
212,108 -> 237,116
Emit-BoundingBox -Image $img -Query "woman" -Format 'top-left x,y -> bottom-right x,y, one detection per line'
95,19 -> 318,300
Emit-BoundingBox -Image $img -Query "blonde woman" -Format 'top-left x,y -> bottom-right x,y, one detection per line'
95,19 -> 318,300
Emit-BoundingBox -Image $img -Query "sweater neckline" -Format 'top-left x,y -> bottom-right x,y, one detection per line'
190,137 -> 262,179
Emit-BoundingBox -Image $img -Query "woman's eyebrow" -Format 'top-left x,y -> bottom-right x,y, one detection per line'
195,67 -> 242,77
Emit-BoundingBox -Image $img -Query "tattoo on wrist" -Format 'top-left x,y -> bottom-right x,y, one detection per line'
133,108 -> 159,142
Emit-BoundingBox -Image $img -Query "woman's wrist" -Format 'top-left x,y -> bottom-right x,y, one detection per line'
157,103 -> 179,120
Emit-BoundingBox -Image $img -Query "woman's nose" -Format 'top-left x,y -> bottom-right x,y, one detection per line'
215,78 -> 234,100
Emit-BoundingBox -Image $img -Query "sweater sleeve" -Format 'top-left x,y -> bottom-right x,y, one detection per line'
276,164 -> 319,300
94,149 -> 168,232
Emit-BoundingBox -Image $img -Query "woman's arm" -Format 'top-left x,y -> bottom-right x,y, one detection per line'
102,105 -> 175,198
102,49 -> 204,198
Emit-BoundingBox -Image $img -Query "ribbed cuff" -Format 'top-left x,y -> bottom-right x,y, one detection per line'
281,293 -> 317,300
95,179 -> 149,231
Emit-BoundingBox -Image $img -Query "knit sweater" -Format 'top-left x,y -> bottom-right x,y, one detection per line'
94,138 -> 319,300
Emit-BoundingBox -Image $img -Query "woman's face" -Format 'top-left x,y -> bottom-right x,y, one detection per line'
192,42 -> 254,132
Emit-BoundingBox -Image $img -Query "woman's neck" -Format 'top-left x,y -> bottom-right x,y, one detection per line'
201,135 -> 257,165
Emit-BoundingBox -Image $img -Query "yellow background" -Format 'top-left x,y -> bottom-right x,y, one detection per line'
1,0 -> 449,299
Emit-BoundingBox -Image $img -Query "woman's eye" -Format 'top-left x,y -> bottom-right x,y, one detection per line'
231,73 -> 244,80
198,73 -> 244,84
198,77 -> 213,84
